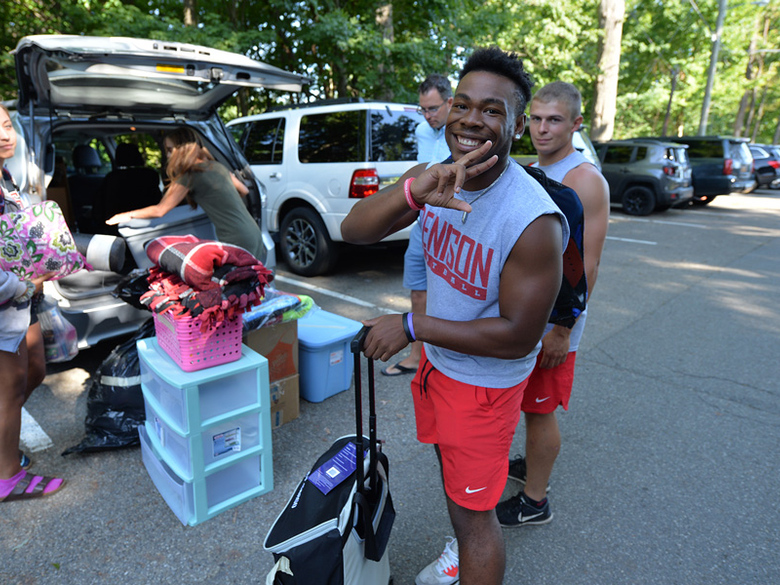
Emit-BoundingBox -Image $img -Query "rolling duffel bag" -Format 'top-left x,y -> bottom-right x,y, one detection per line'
264,326 -> 394,585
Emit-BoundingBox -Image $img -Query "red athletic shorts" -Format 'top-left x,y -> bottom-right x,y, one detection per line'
521,350 -> 577,414
411,347 -> 527,511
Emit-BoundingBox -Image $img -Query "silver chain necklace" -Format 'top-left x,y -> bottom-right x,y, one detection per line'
460,161 -> 510,223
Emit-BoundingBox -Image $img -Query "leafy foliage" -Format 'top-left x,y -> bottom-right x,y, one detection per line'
1,0 -> 779,142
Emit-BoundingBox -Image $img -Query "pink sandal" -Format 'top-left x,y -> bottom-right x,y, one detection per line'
0,471 -> 65,502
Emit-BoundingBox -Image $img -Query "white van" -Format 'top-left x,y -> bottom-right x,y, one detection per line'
227,100 -> 425,276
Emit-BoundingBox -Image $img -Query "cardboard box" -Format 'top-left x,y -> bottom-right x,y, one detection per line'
244,320 -> 298,382
269,374 -> 300,429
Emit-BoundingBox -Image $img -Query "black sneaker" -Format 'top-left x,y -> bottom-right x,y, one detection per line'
496,492 -> 553,527
507,455 -> 550,493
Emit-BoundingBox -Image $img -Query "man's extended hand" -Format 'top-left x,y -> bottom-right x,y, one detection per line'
408,141 -> 498,212
360,314 -> 411,362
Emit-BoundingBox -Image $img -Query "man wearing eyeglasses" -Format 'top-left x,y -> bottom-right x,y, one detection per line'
382,74 -> 453,378
414,74 -> 454,165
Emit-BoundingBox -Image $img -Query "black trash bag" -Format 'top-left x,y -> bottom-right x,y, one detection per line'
112,268 -> 152,311
63,319 -> 156,455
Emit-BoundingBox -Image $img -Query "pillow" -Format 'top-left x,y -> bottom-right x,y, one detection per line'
0,200 -> 91,280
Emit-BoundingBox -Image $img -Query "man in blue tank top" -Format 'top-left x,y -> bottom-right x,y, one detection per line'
496,82 -> 610,528
342,48 -> 569,585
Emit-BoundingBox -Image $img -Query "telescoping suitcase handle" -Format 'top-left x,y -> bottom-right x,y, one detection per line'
350,326 -> 378,496
350,326 -> 395,564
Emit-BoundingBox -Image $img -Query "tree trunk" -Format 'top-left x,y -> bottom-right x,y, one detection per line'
698,0 -> 727,135
590,0 -> 625,142
375,4 -> 395,101
734,25 -> 761,137
745,89 -> 757,136
750,86 -> 767,143
184,0 -> 197,27
662,69 -> 678,136
772,117 -> 780,145
734,91 -> 750,137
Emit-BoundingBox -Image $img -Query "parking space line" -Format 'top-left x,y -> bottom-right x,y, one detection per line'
606,236 -> 657,245
274,274 -> 397,314
20,407 -> 54,453
611,216 -> 707,229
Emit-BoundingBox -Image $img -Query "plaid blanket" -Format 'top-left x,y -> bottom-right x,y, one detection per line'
141,235 -> 273,326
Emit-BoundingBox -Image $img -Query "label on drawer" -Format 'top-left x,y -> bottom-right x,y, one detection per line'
154,417 -> 165,448
329,349 -> 344,366
213,427 -> 241,457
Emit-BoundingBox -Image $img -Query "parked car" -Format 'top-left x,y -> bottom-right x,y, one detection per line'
510,128 -> 601,170
7,34 -> 308,348
748,144 -> 780,189
227,99 -> 425,276
644,135 -> 755,203
592,138 -> 694,215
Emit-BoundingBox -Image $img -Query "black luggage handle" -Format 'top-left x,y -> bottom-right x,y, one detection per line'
351,326 -> 377,495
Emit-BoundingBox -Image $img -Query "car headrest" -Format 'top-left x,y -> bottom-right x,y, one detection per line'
115,143 -> 145,168
72,144 -> 102,171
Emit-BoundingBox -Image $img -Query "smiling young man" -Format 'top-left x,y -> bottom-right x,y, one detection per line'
341,47 -> 569,585
382,74 -> 453,378
495,81 -> 610,528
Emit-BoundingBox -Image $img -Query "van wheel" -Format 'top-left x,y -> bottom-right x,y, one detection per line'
280,207 -> 338,276
621,186 -> 655,216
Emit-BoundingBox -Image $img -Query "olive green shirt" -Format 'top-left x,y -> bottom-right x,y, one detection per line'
179,161 -> 264,260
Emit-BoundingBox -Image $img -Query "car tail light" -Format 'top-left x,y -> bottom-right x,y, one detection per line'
769,160 -> 780,169
723,158 -> 733,175
663,166 -> 675,176
349,169 -> 380,198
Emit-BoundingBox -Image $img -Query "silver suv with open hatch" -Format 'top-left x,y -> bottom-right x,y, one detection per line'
7,34 -> 308,348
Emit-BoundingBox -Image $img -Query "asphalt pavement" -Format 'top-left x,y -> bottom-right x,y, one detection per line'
2,189 -> 779,585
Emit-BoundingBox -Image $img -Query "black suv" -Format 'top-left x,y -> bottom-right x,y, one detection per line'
645,136 -> 755,204
593,139 -> 694,215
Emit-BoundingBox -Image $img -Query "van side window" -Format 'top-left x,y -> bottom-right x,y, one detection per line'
299,111 -> 364,163
369,110 -> 419,162
244,118 -> 285,165
635,147 -> 648,161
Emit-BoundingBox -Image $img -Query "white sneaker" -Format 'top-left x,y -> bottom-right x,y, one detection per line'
415,537 -> 459,585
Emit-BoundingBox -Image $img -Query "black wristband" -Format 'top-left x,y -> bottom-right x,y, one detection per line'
401,312 -> 414,343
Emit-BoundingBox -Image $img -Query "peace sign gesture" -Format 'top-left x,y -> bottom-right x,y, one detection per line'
407,141 -> 499,213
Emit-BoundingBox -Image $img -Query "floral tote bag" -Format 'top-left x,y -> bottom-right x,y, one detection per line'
0,200 -> 90,280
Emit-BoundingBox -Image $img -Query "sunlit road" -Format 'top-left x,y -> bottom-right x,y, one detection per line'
6,189 -> 779,585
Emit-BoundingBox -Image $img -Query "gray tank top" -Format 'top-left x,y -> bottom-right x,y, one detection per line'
534,150 -> 593,183
420,162 -> 569,388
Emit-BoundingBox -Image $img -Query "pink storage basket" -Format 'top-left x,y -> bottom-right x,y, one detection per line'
154,311 -> 243,372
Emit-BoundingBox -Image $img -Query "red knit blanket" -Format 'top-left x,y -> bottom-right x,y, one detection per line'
140,235 -> 273,326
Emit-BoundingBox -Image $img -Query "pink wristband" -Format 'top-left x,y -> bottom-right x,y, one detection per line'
404,177 -> 424,211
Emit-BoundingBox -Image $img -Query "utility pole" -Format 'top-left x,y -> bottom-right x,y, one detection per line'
698,0 -> 727,135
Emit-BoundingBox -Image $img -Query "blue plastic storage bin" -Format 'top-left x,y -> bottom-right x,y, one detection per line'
297,310 -> 362,402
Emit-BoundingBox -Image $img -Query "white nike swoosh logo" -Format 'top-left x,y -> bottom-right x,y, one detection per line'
522,511 -> 544,521
535,397 -> 550,403
465,486 -> 487,494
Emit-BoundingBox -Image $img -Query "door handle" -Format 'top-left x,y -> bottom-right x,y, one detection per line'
269,172 -> 282,180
